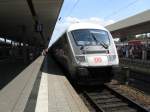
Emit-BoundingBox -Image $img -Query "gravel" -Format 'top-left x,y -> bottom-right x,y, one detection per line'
109,80 -> 150,108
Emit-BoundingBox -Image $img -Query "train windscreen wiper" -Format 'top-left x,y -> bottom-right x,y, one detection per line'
91,33 -> 108,49
100,41 -> 108,49
80,45 -> 84,50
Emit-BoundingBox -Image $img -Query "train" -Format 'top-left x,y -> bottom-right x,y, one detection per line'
50,22 -> 119,84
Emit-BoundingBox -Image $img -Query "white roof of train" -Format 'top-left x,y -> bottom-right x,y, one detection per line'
49,22 -> 109,48
67,22 -> 108,32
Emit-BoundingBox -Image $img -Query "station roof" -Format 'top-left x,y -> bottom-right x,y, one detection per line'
0,0 -> 63,48
106,9 -> 150,38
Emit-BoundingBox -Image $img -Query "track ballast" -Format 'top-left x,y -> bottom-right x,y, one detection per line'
81,84 -> 149,112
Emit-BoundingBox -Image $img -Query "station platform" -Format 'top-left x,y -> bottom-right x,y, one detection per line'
0,55 -> 89,112
35,56 -> 89,112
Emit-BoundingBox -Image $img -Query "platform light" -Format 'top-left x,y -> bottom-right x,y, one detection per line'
0,37 -> 5,42
21,43 -> 23,46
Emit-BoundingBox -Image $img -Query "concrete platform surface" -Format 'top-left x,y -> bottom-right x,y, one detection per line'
35,56 -> 89,112
35,72 -> 89,112
0,56 -> 44,112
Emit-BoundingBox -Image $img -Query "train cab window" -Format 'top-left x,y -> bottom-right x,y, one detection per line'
71,29 -> 110,47
72,29 -> 95,46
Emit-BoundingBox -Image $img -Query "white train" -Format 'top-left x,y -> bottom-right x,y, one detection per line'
50,22 -> 119,84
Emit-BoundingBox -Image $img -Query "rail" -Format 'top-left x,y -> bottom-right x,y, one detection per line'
83,84 -> 149,112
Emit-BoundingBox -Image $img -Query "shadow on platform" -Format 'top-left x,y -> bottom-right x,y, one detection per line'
42,55 -> 65,76
0,60 -> 29,90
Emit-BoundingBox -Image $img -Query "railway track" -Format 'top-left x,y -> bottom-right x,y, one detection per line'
82,84 -> 149,112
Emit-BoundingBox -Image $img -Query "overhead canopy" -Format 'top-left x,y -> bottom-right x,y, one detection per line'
0,0 -> 63,48
106,9 -> 150,38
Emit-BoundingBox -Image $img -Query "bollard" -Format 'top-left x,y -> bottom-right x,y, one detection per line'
125,67 -> 130,85
121,66 -> 130,84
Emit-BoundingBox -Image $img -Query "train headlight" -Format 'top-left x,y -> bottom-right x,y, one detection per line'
76,56 -> 85,62
108,55 -> 116,61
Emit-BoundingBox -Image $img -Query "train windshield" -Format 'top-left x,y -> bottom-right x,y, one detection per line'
71,29 -> 110,47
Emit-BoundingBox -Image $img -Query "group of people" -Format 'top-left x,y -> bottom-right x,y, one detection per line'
0,44 -> 42,63
117,45 -> 149,60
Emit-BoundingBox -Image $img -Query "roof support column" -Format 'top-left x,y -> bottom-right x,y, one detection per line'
142,33 -> 148,60
26,0 -> 46,48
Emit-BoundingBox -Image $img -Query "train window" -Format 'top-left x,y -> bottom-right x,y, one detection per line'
71,29 -> 110,46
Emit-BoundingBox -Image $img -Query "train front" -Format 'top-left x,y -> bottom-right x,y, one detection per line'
67,23 -> 119,84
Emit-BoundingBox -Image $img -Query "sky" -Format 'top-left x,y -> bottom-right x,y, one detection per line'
49,0 -> 150,47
